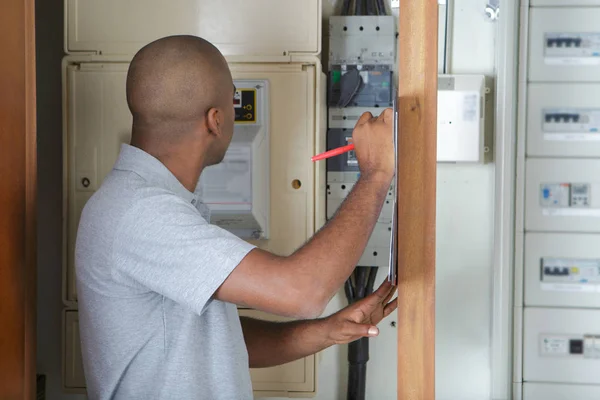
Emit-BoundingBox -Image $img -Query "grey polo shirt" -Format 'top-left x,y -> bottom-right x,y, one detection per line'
75,144 -> 256,399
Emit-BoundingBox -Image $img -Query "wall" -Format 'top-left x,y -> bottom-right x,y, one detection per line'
35,1 -> 497,399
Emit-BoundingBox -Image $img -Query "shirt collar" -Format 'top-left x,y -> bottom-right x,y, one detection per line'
114,144 -> 197,204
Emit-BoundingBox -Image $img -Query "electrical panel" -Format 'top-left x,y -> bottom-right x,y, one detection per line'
64,0 -> 321,58
527,84 -> 600,157
524,233 -> 600,308
63,64 -> 323,301
524,308 -> 600,385
529,8 -> 600,82
524,383 -> 600,400
518,1 -> 600,396
198,80 -> 270,240
525,159 -> 600,233
437,74 -> 486,163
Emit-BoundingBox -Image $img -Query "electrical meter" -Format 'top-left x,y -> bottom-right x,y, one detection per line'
199,80 -> 269,240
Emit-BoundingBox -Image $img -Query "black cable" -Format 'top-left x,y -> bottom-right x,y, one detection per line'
341,0 -> 351,16
344,279 -> 355,302
376,0 -> 387,16
354,0 -> 362,16
443,1 -> 450,73
365,0 -> 376,16
365,268 -> 378,295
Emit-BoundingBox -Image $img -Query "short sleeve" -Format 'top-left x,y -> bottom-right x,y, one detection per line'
111,191 -> 255,315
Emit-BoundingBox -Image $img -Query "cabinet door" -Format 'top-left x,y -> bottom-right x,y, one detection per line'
63,310 -> 86,391
64,309 -> 317,396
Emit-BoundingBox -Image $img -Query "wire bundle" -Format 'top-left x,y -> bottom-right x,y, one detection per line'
341,0 -> 388,16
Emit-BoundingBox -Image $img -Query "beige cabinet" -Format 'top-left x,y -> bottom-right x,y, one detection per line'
63,309 -> 317,397
62,60 -> 324,396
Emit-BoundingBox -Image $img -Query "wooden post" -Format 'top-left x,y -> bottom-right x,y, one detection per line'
0,0 -> 37,398
397,1 -> 438,400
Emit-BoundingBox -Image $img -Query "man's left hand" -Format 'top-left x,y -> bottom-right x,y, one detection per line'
323,280 -> 398,345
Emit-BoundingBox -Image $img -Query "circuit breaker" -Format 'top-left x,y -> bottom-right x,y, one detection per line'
529,8 -> 600,82
198,80 -> 270,240
524,308 -> 600,385
524,233 -> 600,308
525,159 -> 600,233
527,84 -> 600,157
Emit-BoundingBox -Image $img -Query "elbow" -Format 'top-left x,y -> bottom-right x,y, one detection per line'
292,288 -> 328,320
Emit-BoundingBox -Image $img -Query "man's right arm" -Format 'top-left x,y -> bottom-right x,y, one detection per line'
214,109 -> 395,319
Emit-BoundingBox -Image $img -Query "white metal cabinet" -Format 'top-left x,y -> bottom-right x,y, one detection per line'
529,8 -> 600,82
524,233 -> 600,308
525,159 -> 600,233
524,383 -> 600,400
527,84 -> 600,157
523,308 -> 600,385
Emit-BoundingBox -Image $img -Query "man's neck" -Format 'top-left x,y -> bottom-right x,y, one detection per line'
131,137 -> 204,193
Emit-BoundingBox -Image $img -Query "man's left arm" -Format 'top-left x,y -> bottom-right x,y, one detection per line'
241,280 -> 397,368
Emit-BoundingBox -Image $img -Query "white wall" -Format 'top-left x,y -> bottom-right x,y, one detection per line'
36,1 -> 498,399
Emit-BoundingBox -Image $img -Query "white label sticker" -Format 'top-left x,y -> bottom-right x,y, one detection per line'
542,208 -> 600,217
544,133 -> 600,141
541,283 -> 599,293
544,57 -> 600,66
541,336 -> 569,355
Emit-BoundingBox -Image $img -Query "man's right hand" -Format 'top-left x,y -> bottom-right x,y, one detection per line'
351,108 -> 395,183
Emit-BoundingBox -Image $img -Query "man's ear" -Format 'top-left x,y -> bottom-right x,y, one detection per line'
206,107 -> 222,138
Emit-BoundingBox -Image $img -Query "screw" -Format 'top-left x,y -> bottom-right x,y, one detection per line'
390,321 -> 396,327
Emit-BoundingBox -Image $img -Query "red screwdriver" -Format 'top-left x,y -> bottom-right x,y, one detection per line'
311,143 -> 355,162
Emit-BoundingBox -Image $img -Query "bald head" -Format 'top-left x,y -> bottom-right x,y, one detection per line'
126,35 -> 235,163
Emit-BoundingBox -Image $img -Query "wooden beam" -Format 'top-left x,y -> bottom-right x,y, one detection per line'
0,0 -> 37,398
397,2 -> 438,400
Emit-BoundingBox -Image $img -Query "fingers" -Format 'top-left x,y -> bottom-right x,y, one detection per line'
372,279 -> 394,301
344,320 -> 379,338
355,111 -> 374,126
382,286 -> 397,305
376,108 -> 393,124
383,297 -> 398,317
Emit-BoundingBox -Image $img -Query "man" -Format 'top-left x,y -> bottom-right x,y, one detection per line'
76,35 -> 397,400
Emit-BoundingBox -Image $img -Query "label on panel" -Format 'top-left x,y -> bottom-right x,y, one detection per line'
524,308 -> 600,384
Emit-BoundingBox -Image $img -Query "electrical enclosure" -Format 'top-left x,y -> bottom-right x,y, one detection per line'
525,159 -> 600,233
529,8 -> 600,82
437,74 -> 486,163
524,383 -> 600,400
527,84 -> 600,157
524,233 -> 600,308
524,307 -> 600,385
